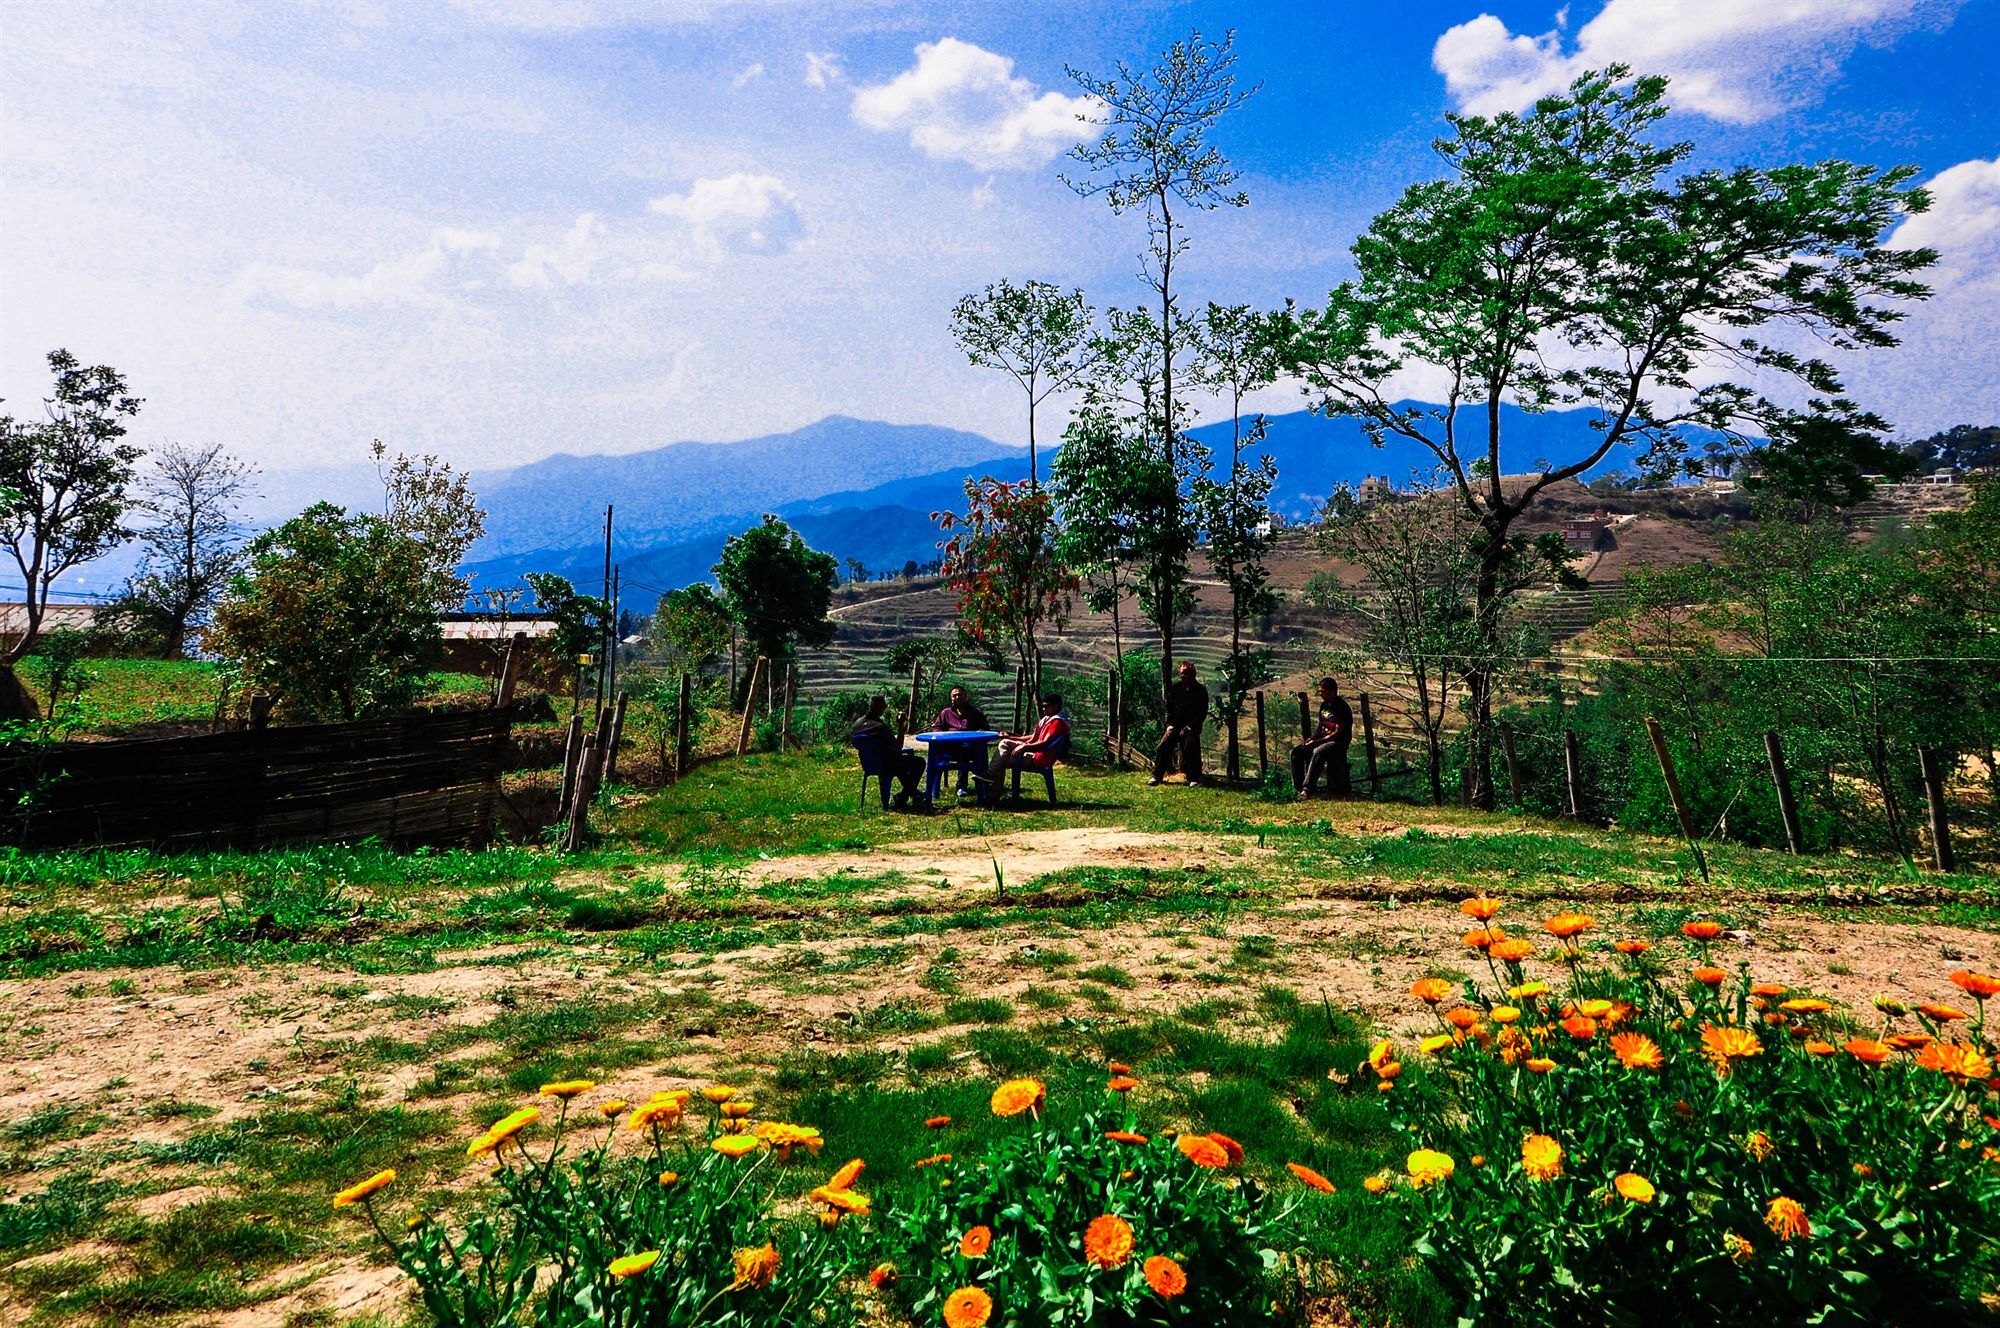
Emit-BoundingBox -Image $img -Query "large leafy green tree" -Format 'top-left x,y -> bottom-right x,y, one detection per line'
0,349 -> 143,665
1066,29 -> 1253,694
949,280 -> 1095,487
712,516 -> 836,678
1276,67 -> 1936,806
208,503 -> 441,722
651,583 -> 732,676
1050,402 -> 1152,677
936,478 -> 1074,696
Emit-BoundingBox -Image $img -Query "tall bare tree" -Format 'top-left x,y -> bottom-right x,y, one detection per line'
1066,29 -> 1255,694
949,280 -> 1095,488
0,349 -> 143,666
110,442 -> 259,657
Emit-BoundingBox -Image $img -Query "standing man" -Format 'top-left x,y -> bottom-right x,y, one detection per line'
1292,676 -> 1353,799
1150,660 -> 1211,785
931,685 -> 989,794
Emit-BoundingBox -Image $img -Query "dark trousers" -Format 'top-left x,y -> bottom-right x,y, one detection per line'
1292,740 -> 1351,796
1154,725 -> 1203,780
881,751 -> 925,804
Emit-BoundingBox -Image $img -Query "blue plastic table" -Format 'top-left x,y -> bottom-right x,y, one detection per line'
914,730 -> 1001,801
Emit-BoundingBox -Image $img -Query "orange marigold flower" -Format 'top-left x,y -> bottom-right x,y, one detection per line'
1918,1003 -> 1969,1022
1577,999 -> 1615,1019
1419,1032 -> 1457,1055
1363,1175 -> 1388,1193
943,1286 -> 993,1328
703,1085 -> 737,1103
1443,1007 -> 1481,1030
1490,939 -> 1536,962
1526,1057 -> 1557,1074
1682,920 -> 1724,940
914,1152 -> 952,1167
1462,927 -> 1505,951
1287,1161 -> 1337,1192
1410,977 -> 1452,1003
827,1158 -> 864,1189
1406,1149 -> 1455,1187
1887,1033 -> 1934,1052
1779,998 -> 1831,1014
990,1078 -> 1045,1118
1749,983 -> 1788,998
1805,1040 -> 1836,1056
1143,1254 -> 1187,1298
1724,1232 -> 1756,1263
1610,1031 -> 1664,1070
926,1115 -> 952,1128
712,1134 -> 763,1158
538,1079 -> 596,1100
1693,966 -> 1727,987
868,1263 -> 897,1289
1949,970 -> 2000,1001
1521,1134 -> 1563,1182
810,1185 -> 870,1216
1508,980 -> 1550,1000
1367,1038 -> 1397,1071
1700,1024 -> 1763,1076
1105,1130 -> 1149,1144
1490,1005 -> 1522,1024
1561,1014 -> 1598,1040
1764,1196 -> 1811,1242
1459,896 -> 1503,920
959,1225 -> 992,1258
1745,1131 -> 1775,1162
1542,912 -> 1595,939
731,1242 -> 780,1289
1613,1173 -> 1655,1204
1177,1134 -> 1229,1168
1917,1040 -> 1995,1081
1854,1162 -> 1875,1178
1614,940 -> 1651,955
332,1169 -> 396,1208
598,1100 -> 628,1118
1107,1076 -> 1138,1092
1082,1213 -> 1134,1270
1207,1133 -> 1245,1166
1107,1062 -> 1132,1073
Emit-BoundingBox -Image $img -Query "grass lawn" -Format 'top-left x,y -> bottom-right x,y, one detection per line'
0,747 -> 1993,1325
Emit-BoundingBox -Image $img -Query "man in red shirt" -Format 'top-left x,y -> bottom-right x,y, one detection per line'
982,693 -> 1069,798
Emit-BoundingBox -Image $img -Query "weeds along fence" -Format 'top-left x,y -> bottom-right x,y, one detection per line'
0,708 -> 516,851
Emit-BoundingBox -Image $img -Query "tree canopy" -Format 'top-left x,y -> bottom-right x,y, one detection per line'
713,516 -> 837,666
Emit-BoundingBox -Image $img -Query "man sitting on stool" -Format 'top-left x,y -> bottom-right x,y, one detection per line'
984,693 -> 1069,798
1150,661 -> 1210,785
1292,676 -> 1353,799
852,695 -> 927,810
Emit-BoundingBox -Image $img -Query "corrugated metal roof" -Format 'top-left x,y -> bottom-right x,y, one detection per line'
0,603 -> 99,635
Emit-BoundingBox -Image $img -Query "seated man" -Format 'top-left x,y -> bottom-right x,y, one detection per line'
1291,676 -> 1353,799
851,695 -> 927,809
931,685 -> 989,793
983,693 -> 1069,798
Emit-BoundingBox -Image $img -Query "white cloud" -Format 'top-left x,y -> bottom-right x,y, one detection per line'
804,49 -> 844,89
647,172 -> 804,258
851,37 -> 1098,171
1432,0 -> 1956,123
732,62 -> 766,88
505,212 -> 606,288
232,227 -> 503,309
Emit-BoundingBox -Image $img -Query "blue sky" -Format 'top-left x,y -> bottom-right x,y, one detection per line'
4,0 -> 1996,480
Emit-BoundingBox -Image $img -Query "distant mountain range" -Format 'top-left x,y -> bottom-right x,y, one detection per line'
461,404 -> 1654,610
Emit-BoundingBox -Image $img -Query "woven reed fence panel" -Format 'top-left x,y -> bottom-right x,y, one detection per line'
0,709 -> 513,851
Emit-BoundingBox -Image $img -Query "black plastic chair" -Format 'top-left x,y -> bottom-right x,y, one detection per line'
849,733 -> 896,811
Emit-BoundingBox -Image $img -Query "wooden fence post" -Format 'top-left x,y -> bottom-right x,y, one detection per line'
1255,691 -> 1268,778
902,660 -> 923,737
1499,721 -> 1524,805
1295,692 -> 1310,741
1105,666 -> 1117,752
1643,717 -> 1709,881
1013,668 -> 1026,733
561,734 -> 603,852
494,631 -> 525,709
1358,692 -> 1379,795
782,666 -> 797,750
736,656 -> 767,756
604,691 -> 628,786
1563,729 -> 1584,820
674,673 -> 692,780
247,692 -> 273,731
557,713 -> 585,820
1226,691 -> 1241,783
1762,731 -> 1804,855
1918,746 -> 1957,873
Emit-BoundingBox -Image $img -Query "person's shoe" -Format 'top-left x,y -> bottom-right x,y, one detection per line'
892,792 -> 910,809
1147,775 -> 1164,786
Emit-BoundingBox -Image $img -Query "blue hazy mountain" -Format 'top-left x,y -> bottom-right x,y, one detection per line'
464,403 -> 1651,610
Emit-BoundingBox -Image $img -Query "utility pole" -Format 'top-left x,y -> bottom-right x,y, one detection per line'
607,565 -> 621,710
597,504 -> 613,719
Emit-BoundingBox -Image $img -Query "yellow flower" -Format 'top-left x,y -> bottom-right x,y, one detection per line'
720,1101 -> 755,1119
599,1100 -> 628,1118
990,1077 -> 1045,1117
1700,1023 -> 1763,1076
1764,1196 -> 1811,1241
469,1106 -> 540,1155
1508,981 -> 1549,1000
1419,1033 -> 1456,1055
628,1099 -> 685,1131
538,1079 -> 596,1100
1363,1175 -> 1388,1194
1526,1057 -> 1557,1074
809,1185 -> 870,1215
658,1170 -> 678,1186
703,1085 -> 737,1103
731,1242 -> 780,1289
1577,999 -> 1614,1019
1367,1038 -> 1396,1071
1613,1173 -> 1654,1204
712,1134 -> 765,1158
608,1250 -> 661,1278
1745,1131 -> 1775,1162
1521,1134 -> 1563,1182
1489,1005 -> 1521,1024
827,1158 -> 864,1189
1779,998 -> 1832,1015
1407,1149 -> 1455,1188
332,1169 -> 395,1208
